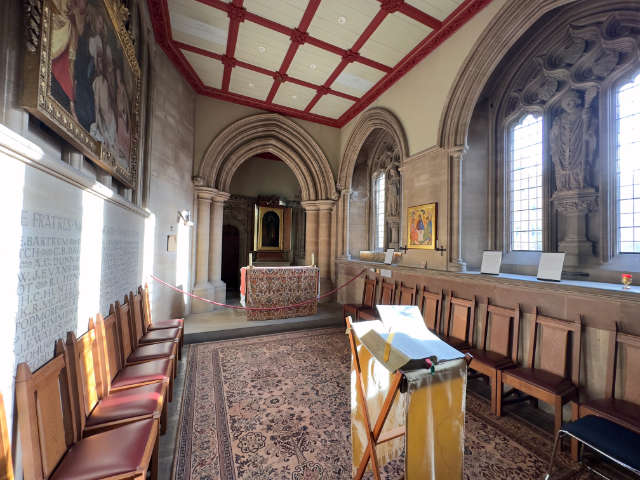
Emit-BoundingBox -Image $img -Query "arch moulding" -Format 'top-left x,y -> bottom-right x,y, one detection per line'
337,107 -> 409,191
437,0 -> 578,151
196,113 -> 337,202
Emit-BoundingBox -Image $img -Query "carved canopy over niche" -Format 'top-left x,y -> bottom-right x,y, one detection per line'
503,15 -> 640,119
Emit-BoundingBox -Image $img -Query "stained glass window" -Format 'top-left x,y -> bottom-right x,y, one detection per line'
510,114 -> 543,251
617,73 -> 640,253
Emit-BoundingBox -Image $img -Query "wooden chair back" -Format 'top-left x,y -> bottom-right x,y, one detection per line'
379,280 -> 395,305
446,293 -> 476,344
140,285 -> 153,331
607,326 -> 640,405
361,277 -> 377,309
483,302 -> 520,363
129,291 -> 146,344
95,310 -> 125,385
65,328 -> 103,437
420,288 -> 442,333
15,340 -> 78,480
0,393 -> 13,480
395,282 -> 416,305
115,299 -> 136,359
528,309 -> 581,385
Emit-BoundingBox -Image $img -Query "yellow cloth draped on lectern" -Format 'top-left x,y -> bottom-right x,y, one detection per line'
351,330 -> 466,479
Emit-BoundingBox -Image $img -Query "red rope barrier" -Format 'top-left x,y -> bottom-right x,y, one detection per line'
149,268 -> 367,311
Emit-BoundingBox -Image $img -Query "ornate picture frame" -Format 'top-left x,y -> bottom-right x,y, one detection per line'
255,206 -> 284,251
407,203 -> 437,250
22,0 -> 141,188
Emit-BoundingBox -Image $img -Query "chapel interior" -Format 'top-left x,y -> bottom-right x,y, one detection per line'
2,0 -> 640,479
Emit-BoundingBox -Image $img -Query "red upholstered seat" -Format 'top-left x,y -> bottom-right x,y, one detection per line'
128,342 -> 175,363
138,328 -> 181,344
50,419 -> 155,480
84,383 -> 164,428
466,349 -> 515,369
502,367 -> 575,395
580,398 -> 640,433
147,318 -> 183,330
112,359 -> 172,389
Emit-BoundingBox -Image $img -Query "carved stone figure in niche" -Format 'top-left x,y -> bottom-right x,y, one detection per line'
550,89 -> 597,192
386,163 -> 401,217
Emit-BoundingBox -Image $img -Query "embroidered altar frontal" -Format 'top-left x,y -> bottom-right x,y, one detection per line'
243,266 -> 319,321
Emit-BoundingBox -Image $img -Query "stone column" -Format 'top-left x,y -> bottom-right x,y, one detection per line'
337,189 -> 351,259
302,202 -> 319,267
208,190 -> 231,306
193,187 -> 215,313
316,200 -> 335,280
552,190 -> 597,268
448,147 -> 466,272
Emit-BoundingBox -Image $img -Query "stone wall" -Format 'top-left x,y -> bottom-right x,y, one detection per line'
0,0 -> 196,459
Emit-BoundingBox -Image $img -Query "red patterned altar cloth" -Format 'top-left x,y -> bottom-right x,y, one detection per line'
241,266 -> 319,321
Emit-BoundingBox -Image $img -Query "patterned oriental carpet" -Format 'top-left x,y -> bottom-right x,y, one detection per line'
173,328 -> 606,480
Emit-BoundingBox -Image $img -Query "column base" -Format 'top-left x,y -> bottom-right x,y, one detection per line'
210,280 -> 227,311
191,283 -> 215,313
447,260 -> 467,272
318,277 -> 335,303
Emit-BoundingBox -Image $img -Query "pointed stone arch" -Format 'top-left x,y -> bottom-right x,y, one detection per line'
196,113 -> 337,202
437,0 -> 577,150
337,107 -> 408,191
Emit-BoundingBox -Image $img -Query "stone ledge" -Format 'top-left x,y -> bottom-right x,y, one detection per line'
336,258 -> 640,303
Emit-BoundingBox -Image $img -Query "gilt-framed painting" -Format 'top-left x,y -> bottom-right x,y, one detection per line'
407,203 -> 437,250
22,0 -> 141,188
255,206 -> 284,251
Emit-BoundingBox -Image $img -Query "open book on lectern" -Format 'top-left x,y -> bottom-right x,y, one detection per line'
350,305 -> 464,372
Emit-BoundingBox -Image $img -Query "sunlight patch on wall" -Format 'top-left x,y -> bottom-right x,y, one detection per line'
176,219 -> 191,306
76,191 -> 104,333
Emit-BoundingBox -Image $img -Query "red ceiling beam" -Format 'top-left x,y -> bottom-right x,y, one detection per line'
221,1 -> 244,91
266,0 -> 321,103
337,0 -> 493,126
398,3 -> 442,29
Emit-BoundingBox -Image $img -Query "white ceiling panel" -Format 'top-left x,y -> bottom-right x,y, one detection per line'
169,0 -> 228,54
235,21 -> 290,71
359,12 -> 433,67
307,0 -> 380,50
310,95 -> 354,118
182,49 -> 224,89
287,43 -> 342,86
405,0 -> 465,22
229,66 -> 273,100
273,82 -> 317,110
244,0 -> 309,29
331,62 -> 384,97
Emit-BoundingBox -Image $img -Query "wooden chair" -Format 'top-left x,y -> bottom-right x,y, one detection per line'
95,312 -> 173,402
65,328 -> 167,437
419,287 -> 443,333
139,285 -> 184,354
441,293 -> 476,350
579,325 -> 640,434
114,299 -> 177,379
343,276 -> 377,321
497,309 -> 581,438
15,340 -> 159,480
394,282 -> 416,305
131,291 -> 181,360
466,302 -> 520,414
0,393 -> 13,480
360,279 -> 396,321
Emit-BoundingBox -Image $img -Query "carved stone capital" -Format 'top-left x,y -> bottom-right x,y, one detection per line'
552,189 -> 599,214
192,176 -> 206,187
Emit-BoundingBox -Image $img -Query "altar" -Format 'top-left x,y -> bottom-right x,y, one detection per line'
240,266 -> 320,321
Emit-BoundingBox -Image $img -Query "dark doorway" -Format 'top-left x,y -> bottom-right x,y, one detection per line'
221,224 -> 240,292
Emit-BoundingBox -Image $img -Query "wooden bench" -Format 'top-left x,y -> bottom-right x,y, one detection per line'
15,340 -> 159,480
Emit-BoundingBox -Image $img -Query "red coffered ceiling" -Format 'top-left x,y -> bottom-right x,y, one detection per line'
148,0 -> 492,127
